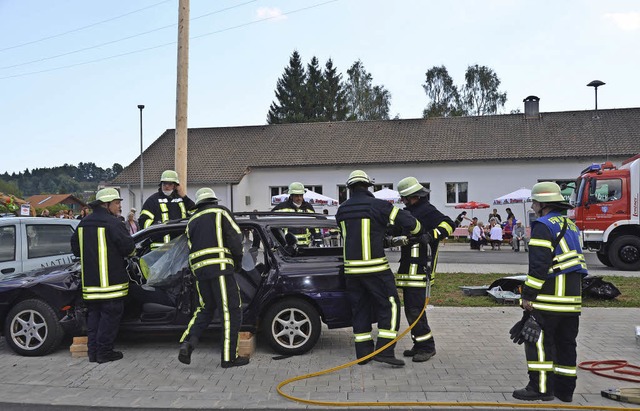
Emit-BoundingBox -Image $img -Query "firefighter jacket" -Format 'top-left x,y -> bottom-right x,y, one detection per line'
272,198 -> 316,246
139,189 -> 195,247
396,197 -> 455,288
522,211 -> 588,315
71,206 -> 135,301
336,190 -> 422,275
139,189 -> 195,228
186,202 -> 243,280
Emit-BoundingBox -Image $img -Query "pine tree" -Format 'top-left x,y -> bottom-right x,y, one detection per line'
322,58 -> 348,121
267,51 -> 307,124
304,56 -> 325,122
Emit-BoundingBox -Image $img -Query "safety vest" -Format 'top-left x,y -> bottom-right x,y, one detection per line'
272,199 -> 316,246
526,212 -> 588,314
140,192 -> 192,248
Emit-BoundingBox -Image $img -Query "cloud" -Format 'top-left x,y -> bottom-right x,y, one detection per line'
255,7 -> 287,22
604,12 -> 640,31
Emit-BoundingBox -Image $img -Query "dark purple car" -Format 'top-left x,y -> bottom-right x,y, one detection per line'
0,213 -> 350,356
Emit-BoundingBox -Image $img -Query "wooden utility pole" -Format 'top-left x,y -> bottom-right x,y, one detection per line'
175,0 -> 189,190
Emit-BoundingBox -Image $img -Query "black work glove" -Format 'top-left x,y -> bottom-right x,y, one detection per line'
455,212 -> 466,225
384,235 -> 409,248
509,311 -> 530,345
521,314 -> 543,344
410,232 -> 433,246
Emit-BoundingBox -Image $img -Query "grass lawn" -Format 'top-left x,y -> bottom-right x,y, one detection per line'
424,273 -> 639,308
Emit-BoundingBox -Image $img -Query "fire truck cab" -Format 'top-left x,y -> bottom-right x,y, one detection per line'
568,154 -> 640,270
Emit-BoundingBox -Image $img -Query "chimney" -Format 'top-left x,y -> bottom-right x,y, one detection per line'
523,95 -> 540,119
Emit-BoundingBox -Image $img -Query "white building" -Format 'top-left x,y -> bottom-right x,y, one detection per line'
112,99 -> 640,224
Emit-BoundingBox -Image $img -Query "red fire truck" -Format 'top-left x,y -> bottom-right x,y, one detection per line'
567,154 -> 640,270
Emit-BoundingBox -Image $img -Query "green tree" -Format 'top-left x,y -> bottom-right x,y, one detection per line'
345,60 -> 391,121
267,51 -> 307,124
0,179 -> 22,197
304,56 -> 325,122
421,65 -> 464,118
322,58 -> 349,121
461,64 -> 507,116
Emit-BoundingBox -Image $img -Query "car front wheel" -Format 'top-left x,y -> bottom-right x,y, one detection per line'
3,299 -> 65,356
261,298 -> 321,355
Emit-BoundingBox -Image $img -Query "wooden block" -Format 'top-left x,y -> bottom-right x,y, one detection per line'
238,332 -> 255,357
73,336 -> 88,344
71,351 -> 88,358
69,344 -> 88,353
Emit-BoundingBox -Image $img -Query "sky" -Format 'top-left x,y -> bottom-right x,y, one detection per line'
1,0 -> 639,175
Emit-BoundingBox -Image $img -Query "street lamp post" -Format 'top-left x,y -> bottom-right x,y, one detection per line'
587,80 -> 605,115
138,104 -> 145,210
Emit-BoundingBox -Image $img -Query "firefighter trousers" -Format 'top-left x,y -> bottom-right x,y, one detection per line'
180,273 -> 242,363
401,286 -> 435,352
524,314 -> 579,396
86,299 -> 125,360
346,271 -> 401,359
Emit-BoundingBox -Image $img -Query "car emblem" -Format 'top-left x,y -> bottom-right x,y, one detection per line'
601,206 -> 609,213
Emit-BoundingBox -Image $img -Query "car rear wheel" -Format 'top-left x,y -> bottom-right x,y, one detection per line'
4,299 -> 65,356
261,298 -> 321,355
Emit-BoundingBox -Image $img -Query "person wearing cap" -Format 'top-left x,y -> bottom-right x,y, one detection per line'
512,182 -> 588,402
271,182 -> 317,246
394,176 -> 459,363
139,170 -> 195,248
336,170 -> 422,367
70,188 -> 135,364
178,188 -> 248,368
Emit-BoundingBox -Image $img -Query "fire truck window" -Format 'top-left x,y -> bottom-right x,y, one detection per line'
592,179 -> 622,203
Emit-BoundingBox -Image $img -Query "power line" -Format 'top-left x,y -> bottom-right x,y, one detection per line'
0,0 -> 173,53
0,0 -> 338,81
0,0 -> 258,71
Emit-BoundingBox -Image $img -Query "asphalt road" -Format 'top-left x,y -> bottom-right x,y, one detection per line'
386,245 -> 639,277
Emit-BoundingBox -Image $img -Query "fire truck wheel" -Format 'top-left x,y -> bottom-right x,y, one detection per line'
596,251 -> 613,267
608,235 -> 640,271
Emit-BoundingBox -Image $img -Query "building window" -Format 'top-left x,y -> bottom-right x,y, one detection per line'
446,182 -> 468,204
270,186 -> 288,198
306,185 -> 323,195
373,183 -> 393,191
338,185 -> 348,204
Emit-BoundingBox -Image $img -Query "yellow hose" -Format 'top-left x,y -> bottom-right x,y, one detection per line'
277,283 -> 631,410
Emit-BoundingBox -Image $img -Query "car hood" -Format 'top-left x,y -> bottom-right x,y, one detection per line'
0,262 -> 80,291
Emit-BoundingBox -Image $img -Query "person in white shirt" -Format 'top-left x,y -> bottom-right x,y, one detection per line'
471,221 -> 488,251
489,220 -> 503,250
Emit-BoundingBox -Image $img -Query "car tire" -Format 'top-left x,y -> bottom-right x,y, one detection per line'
608,235 -> 640,271
261,298 -> 321,356
596,250 -> 613,267
3,299 -> 65,356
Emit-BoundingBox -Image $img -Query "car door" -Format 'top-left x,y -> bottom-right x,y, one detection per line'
23,222 -> 77,272
0,224 -> 20,275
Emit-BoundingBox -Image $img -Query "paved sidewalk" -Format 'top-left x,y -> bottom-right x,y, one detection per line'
0,307 -> 638,410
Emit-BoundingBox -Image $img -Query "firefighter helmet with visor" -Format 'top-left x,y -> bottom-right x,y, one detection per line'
346,170 -> 374,187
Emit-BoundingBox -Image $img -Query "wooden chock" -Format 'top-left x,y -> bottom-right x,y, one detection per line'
70,336 -> 88,358
238,331 -> 255,358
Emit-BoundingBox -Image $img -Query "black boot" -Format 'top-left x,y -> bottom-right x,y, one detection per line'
178,341 -> 194,365
97,350 -> 123,364
221,356 -> 250,368
512,386 -> 554,401
555,392 -> 573,402
412,349 -> 436,362
373,355 -> 405,367
403,348 -> 416,357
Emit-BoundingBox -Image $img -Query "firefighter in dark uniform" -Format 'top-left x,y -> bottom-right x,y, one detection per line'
178,188 -> 249,368
336,170 -> 422,367
272,182 -> 316,246
71,188 -> 135,363
395,177 -> 461,363
139,170 -> 195,248
513,182 -> 588,402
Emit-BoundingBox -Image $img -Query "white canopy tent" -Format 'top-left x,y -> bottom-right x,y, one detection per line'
271,189 -> 339,207
493,188 -> 532,226
372,187 -> 402,204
